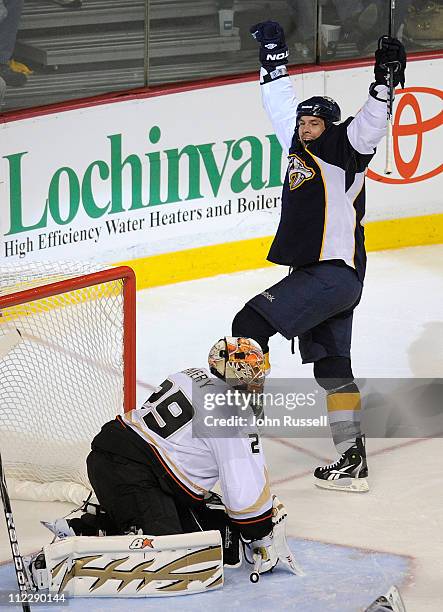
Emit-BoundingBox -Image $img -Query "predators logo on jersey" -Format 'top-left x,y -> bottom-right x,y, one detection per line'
287,154 -> 315,190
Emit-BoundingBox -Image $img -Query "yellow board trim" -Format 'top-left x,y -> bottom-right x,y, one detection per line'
118,236 -> 275,290
117,213 -> 443,291
327,392 -> 361,412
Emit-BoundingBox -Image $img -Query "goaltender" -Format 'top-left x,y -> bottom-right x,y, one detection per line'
38,337 -> 299,583
86,337 -> 276,564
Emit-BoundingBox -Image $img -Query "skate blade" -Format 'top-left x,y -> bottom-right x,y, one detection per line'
314,477 -> 369,493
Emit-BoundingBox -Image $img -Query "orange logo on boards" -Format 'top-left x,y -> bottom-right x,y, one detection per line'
368,87 -> 443,184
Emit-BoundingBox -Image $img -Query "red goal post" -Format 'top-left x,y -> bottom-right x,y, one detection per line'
0,264 -> 136,503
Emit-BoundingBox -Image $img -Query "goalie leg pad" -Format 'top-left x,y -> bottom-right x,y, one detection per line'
37,531 -> 223,597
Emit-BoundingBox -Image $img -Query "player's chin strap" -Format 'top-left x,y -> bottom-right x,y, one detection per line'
244,495 -> 304,583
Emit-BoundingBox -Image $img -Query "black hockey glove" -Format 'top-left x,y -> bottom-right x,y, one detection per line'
250,21 -> 289,70
374,36 -> 406,88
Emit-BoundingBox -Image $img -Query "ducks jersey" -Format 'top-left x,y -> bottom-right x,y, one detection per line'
92,368 -> 272,539
260,66 -> 389,281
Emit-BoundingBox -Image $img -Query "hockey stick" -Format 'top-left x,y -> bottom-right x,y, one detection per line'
0,452 -> 32,611
384,0 -> 396,175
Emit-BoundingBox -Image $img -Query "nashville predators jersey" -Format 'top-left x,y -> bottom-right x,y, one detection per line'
120,368 -> 272,533
260,66 -> 389,281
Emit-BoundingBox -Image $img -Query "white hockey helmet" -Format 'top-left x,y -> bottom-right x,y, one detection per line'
208,337 -> 265,391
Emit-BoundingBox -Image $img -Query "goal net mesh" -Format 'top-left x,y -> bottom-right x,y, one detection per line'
0,262 -> 135,503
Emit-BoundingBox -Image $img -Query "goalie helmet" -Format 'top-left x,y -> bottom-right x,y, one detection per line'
296,96 -> 341,124
208,337 -> 265,391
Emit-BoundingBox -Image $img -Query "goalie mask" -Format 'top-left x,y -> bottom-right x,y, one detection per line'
208,337 -> 265,392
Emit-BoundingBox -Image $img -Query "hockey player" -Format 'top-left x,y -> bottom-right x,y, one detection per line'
232,21 -> 406,492
67,337 -> 298,578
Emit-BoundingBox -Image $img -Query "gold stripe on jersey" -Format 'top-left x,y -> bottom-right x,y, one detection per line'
304,147 -> 328,260
124,412 -> 208,497
224,467 -> 271,517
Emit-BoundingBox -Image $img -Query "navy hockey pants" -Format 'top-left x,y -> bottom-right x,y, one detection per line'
242,261 -> 362,363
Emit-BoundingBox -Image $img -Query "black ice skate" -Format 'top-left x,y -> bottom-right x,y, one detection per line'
314,435 -> 369,492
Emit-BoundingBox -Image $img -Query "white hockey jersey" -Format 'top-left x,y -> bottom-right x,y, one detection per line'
121,368 -> 272,530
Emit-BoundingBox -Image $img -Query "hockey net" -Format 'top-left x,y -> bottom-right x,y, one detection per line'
0,262 -> 136,504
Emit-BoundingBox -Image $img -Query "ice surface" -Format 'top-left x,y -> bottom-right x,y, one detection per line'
1,244 -> 442,611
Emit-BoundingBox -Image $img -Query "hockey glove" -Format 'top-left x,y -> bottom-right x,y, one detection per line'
250,21 -> 289,70
243,496 -> 303,578
374,36 -> 406,88
243,531 -> 278,574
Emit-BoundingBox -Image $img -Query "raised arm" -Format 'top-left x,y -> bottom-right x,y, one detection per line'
347,36 -> 406,155
347,85 -> 390,154
260,66 -> 298,154
250,21 -> 298,154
